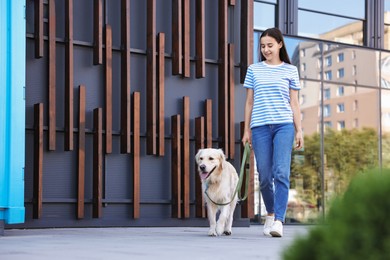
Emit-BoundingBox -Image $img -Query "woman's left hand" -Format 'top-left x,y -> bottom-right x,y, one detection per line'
294,131 -> 304,150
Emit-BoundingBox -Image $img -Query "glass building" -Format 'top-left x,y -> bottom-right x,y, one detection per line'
253,0 -> 390,223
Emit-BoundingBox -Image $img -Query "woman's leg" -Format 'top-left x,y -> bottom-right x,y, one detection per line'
251,126 -> 274,215
272,123 -> 294,222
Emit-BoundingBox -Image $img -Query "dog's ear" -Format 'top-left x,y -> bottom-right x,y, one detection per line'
217,149 -> 226,169
195,149 -> 203,163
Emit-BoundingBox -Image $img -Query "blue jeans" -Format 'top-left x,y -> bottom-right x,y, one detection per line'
251,123 -> 294,222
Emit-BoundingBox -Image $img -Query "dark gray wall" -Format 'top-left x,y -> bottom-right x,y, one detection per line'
17,0 -> 249,228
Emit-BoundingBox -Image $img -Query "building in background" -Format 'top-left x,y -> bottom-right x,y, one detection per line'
2,1 -> 390,231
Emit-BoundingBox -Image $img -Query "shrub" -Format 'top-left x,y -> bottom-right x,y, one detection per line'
283,169 -> 390,260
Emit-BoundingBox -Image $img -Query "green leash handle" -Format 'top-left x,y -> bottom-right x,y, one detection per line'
236,142 -> 251,201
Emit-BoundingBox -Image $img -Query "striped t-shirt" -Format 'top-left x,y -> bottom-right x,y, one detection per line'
244,61 -> 300,128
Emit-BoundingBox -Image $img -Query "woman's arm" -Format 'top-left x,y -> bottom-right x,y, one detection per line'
242,88 -> 254,146
290,89 -> 304,150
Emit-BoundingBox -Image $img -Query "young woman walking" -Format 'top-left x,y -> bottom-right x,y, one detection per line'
242,27 -> 303,237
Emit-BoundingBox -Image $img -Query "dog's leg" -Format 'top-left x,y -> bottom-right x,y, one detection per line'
207,203 -> 218,236
224,199 -> 238,235
216,205 -> 231,236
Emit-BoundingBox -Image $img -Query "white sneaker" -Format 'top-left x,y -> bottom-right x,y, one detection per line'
270,220 -> 283,237
263,216 -> 274,236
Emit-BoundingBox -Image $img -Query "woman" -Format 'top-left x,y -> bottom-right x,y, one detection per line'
242,27 -> 303,237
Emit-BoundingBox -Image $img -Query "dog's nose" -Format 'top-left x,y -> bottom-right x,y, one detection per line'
199,164 -> 206,172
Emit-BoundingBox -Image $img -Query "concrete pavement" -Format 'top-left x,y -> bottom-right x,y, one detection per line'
0,225 -> 310,260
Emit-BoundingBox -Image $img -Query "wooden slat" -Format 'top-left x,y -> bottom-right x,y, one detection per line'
48,0 -> 56,151
218,0 -> 229,156
182,0 -> 190,77
132,92 -> 141,219
120,0 -> 131,154
157,33 -> 165,156
182,96 -> 190,218
93,0 -> 103,65
65,0 -> 74,151
93,108 -> 103,218
195,117 -> 206,218
205,99 -> 212,148
229,0 -> 236,5
240,122 -> 254,218
77,85 -> 86,219
34,0 -> 43,58
146,0 -> 157,155
171,115 -> 182,218
195,0 -> 205,78
240,0 -> 254,83
228,43 -> 235,159
105,25 -> 113,154
172,0 -> 182,75
33,103 -> 43,219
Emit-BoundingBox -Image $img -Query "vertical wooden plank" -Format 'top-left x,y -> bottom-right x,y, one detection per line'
229,0 -> 236,5
240,0 -> 254,83
171,115 -> 182,218
182,0 -> 190,77
34,0 -> 43,58
132,92 -> 141,219
182,96 -> 190,218
105,25 -> 113,154
157,33 -> 165,156
172,0 -> 182,75
146,0 -> 157,155
77,85 -> 86,219
93,108 -> 103,218
240,122 -> 254,219
228,43 -> 235,159
195,117 -> 206,218
205,99 -> 212,148
121,0 -> 131,154
48,0 -> 56,151
218,0 -> 228,156
65,0 -> 74,151
33,103 -> 43,219
93,0 -> 103,65
195,0 -> 205,78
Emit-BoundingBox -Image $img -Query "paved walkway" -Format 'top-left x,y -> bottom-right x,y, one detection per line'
0,225 -> 310,260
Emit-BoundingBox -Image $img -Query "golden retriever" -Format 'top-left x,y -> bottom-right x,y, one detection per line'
195,148 -> 239,236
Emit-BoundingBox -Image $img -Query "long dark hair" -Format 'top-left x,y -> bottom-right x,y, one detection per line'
259,27 -> 291,64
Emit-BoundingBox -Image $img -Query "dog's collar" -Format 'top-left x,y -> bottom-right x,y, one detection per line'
203,166 -> 217,180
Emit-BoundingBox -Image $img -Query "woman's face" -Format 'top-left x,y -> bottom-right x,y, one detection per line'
260,35 -> 282,64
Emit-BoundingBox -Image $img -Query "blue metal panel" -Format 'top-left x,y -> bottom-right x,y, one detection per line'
0,0 -> 26,224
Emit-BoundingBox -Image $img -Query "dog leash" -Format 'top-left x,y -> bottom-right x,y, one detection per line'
204,143 -> 251,206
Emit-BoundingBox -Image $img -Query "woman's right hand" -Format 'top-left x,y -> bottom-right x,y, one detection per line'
241,130 -> 251,147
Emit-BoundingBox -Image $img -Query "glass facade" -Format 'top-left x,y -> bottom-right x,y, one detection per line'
252,0 -> 390,223
254,1 -> 276,30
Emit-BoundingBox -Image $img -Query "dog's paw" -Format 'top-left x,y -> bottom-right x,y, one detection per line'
216,225 -> 225,236
223,230 -> 232,236
208,229 -> 217,236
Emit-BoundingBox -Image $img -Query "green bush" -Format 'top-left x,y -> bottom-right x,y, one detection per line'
283,169 -> 390,260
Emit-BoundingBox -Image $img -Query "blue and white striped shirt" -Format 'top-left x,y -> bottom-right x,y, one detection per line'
244,61 -> 300,128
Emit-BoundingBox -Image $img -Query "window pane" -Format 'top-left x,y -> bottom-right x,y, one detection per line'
298,10 -> 363,46
254,2 -> 275,30
325,45 -> 379,87
382,89 -> 390,168
298,0 -> 365,19
324,84 -> 379,198
385,2 -> 390,50
381,51 -> 390,88
291,40 -> 321,81
289,79 -> 322,224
